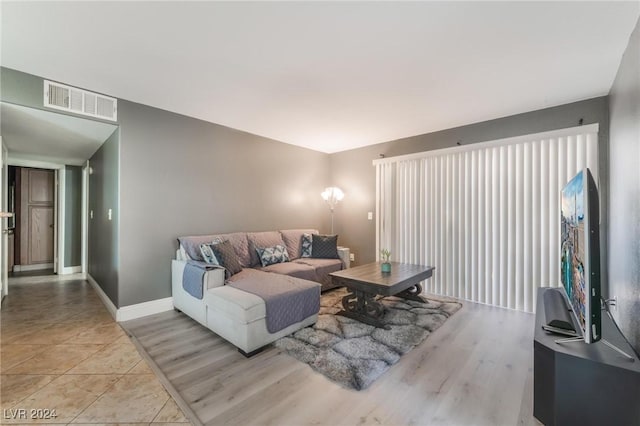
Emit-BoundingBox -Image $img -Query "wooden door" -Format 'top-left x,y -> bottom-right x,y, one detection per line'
19,168 -> 54,266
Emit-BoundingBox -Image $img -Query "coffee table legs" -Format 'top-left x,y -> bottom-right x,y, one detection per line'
396,283 -> 426,302
337,284 -> 426,328
338,290 -> 387,329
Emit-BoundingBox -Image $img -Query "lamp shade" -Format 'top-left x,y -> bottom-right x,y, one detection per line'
321,187 -> 344,209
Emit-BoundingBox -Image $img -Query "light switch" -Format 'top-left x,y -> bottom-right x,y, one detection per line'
108,209 -> 112,221
90,210 -> 94,219
367,212 -> 373,220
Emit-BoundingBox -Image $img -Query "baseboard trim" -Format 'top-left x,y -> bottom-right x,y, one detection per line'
13,263 -> 54,272
86,274 -> 173,322
117,297 -> 174,322
61,266 -> 82,275
87,274 -> 118,321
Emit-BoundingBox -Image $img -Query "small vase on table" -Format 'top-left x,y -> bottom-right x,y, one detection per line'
380,249 -> 392,273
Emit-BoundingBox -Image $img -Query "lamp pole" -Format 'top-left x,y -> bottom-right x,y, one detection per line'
330,206 -> 335,234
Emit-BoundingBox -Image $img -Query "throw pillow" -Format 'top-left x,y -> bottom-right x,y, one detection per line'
256,244 -> 290,267
199,238 -> 224,265
247,231 -> 287,267
210,240 -> 243,278
311,234 -> 339,259
301,233 -> 313,258
199,244 -> 218,265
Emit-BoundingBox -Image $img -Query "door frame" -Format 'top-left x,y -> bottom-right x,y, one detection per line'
1,139 -> 8,302
81,161 -> 89,275
6,158 -> 84,275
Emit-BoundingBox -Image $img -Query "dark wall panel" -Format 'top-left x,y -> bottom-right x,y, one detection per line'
608,17 -> 640,356
88,130 -> 119,306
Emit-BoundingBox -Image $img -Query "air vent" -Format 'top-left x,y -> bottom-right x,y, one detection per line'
44,80 -> 117,121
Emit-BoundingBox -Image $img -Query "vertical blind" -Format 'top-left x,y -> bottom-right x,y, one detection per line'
374,124 -> 599,313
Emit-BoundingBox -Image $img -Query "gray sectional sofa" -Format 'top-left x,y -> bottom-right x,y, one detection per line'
171,229 -> 349,355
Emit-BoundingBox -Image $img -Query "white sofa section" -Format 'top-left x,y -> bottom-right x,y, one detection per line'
171,250 -> 319,355
171,257 -> 224,326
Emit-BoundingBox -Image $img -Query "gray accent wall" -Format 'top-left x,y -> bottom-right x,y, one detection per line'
608,17 -> 640,355
117,100 -> 330,307
88,129 -> 120,306
64,165 -> 82,267
329,97 -> 610,273
0,67 -> 46,110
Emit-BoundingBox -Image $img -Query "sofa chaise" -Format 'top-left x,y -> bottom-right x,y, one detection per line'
171,229 -> 349,355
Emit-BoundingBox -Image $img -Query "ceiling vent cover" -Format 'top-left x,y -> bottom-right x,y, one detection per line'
44,80 -> 117,122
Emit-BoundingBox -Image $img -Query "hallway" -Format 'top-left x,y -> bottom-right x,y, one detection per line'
0,276 -> 190,424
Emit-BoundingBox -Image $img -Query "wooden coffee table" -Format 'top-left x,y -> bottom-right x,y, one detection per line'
329,262 -> 435,328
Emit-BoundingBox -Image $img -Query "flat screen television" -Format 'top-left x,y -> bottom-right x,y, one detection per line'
560,167 -> 601,344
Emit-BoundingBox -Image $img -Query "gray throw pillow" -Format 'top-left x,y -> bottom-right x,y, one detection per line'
210,240 -> 243,278
311,234 -> 339,259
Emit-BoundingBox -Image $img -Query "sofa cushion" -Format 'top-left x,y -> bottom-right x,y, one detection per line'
247,231 -> 287,267
227,268 -> 263,283
179,232 -> 250,267
256,244 -> 290,267
205,285 -> 265,324
293,258 -> 343,278
211,240 -> 243,278
215,233 -> 251,267
280,229 -> 318,260
259,262 -> 317,282
311,234 -> 339,259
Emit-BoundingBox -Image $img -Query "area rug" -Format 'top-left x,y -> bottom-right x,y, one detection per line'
274,288 -> 462,390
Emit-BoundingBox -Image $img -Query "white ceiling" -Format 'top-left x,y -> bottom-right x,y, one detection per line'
1,2 -> 638,154
1,103 -> 117,166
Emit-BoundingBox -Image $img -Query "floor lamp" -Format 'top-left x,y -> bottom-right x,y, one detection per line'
321,187 -> 344,234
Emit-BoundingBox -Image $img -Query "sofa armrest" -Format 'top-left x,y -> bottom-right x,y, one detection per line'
337,247 -> 350,269
203,267 -> 226,290
171,259 -> 226,291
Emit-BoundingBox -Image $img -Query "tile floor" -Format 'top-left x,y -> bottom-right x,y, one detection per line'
0,275 -> 190,425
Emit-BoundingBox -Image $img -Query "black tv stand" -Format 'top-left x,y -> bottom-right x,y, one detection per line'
554,327 -> 636,361
534,288 -> 640,426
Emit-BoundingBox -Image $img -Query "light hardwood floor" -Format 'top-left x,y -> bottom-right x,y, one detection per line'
123,295 -> 542,426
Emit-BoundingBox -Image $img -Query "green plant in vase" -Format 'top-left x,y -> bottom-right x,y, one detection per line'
380,249 -> 392,273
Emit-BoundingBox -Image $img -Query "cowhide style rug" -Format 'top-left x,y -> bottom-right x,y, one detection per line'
275,287 -> 462,390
